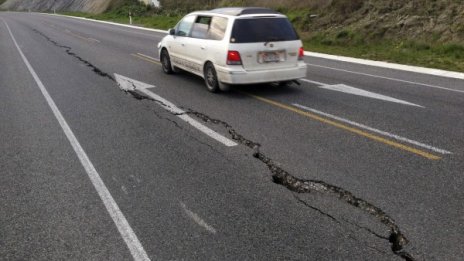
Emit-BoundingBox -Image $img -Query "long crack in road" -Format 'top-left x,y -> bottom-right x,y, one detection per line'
33,28 -> 417,261
185,110 -> 416,261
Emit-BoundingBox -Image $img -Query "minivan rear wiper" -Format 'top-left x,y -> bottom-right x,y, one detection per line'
264,37 -> 284,46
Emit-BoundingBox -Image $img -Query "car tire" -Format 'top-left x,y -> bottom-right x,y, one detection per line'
204,62 -> 220,92
161,49 -> 173,74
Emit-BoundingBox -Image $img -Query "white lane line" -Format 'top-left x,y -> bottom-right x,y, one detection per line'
180,202 -> 217,234
2,19 -> 151,261
88,37 -> 101,43
114,73 -> 237,147
137,53 -> 159,62
300,78 -> 326,86
40,13 -> 165,37
293,103 -> 452,155
306,63 -> 464,94
301,79 -> 423,107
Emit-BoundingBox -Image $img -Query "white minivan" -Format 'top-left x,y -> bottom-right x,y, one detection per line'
158,7 -> 307,92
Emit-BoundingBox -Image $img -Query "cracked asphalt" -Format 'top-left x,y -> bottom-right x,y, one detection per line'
1,12 -> 463,261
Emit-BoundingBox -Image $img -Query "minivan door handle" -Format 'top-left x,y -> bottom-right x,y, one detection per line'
200,46 -> 206,50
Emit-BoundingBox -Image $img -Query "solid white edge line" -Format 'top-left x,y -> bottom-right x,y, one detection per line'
2,18 -> 151,261
39,13 -> 464,80
137,89 -> 237,147
305,63 -> 464,94
180,202 -> 217,234
305,51 -> 464,80
292,103 -> 452,155
40,13 -> 168,34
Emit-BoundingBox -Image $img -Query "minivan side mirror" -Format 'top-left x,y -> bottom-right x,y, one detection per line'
169,28 -> 175,35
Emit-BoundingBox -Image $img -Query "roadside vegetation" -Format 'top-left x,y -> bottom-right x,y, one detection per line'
62,0 -> 464,72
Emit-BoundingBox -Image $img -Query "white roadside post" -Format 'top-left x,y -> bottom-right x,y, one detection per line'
129,11 -> 132,25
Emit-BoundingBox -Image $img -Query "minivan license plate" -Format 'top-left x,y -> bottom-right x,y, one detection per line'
259,51 -> 284,63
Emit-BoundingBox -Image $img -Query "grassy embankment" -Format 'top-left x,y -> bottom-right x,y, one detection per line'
62,0 -> 463,72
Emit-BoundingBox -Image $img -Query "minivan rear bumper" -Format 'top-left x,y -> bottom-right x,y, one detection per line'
216,63 -> 307,84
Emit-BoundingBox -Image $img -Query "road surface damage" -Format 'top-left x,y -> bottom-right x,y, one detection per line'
33,29 -> 415,260
183,110 -> 416,261
33,29 -> 115,82
122,87 -> 416,260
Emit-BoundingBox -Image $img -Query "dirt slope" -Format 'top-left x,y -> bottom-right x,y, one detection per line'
307,0 -> 464,43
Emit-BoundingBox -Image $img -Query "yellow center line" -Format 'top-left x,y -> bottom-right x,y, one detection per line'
131,53 -> 161,64
247,93 -> 441,160
65,30 -> 99,43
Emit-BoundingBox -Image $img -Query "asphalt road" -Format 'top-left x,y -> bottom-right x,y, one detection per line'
1,12 -> 463,261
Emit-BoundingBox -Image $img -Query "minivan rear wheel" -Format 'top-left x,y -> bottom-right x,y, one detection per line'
161,49 -> 173,74
204,62 -> 220,92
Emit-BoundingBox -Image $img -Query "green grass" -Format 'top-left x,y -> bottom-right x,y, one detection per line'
303,31 -> 464,72
61,11 -> 464,72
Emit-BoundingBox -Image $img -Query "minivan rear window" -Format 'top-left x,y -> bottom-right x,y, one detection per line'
230,17 -> 298,43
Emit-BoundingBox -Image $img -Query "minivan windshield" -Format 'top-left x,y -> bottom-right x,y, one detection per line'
230,17 -> 299,43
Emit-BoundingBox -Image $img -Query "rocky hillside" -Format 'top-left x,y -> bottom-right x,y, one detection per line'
0,0 -> 112,14
2,0 -> 463,44
159,0 -> 464,43
299,0 -> 464,43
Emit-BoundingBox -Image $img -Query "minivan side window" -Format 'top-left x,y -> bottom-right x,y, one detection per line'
176,15 -> 195,37
190,16 -> 228,40
208,16 -> 228,41
191,16 -> 212,39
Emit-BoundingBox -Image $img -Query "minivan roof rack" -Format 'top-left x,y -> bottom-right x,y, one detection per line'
210,7 -> 280,16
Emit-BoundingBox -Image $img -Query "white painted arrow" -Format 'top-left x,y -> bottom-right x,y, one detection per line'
114,73 -> 155,91
301,79 -> 424,108
114,74 -> 237,147
320,84 -> 424,108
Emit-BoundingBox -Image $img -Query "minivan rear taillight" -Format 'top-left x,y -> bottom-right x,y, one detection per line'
298,47 -> 304,61
227,51 -> 242,65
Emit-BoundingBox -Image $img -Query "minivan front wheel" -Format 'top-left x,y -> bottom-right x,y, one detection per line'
204,62 -> 220,92
161,49 -> 173,74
